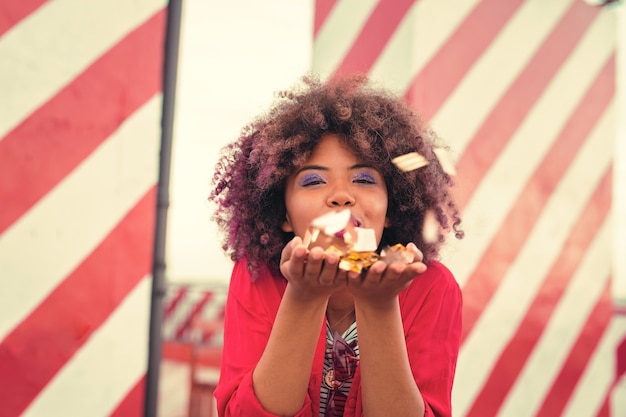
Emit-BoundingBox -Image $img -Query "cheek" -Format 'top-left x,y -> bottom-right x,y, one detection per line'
283,198 -> 313,236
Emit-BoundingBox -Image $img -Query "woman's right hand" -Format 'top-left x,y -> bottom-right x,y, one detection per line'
279,236 -> 348,301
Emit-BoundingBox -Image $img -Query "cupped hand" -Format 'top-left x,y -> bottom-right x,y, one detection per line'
279,236 -> 348,301
347,243 -> 427,309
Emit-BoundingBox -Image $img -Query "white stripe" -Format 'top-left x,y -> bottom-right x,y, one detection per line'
440,12 -> 616,288
563,315 -> 626,417
0,0 -> 165,140
0,96 -> 161,341
429,0 -> 576,155
500,219 -> 612,417
158,360 -> 193,417
368,0 -> 482,94
452,102 -> 615,416
614,6 -> 626,306
21,277 -> 151,417
311,0 -> 379,79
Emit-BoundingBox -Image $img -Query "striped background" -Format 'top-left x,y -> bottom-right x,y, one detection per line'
2,1 -> 626,416
312,0 -> 626,416
0,0 -> 167,416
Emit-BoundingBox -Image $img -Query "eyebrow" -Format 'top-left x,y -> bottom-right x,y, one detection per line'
295,163 -> 376,175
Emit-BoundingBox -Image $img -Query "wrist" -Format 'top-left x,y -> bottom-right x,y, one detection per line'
283,283 -> 330,309
354,295 -> 400,317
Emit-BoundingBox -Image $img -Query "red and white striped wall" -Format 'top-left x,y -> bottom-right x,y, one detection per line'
3,1 -> 626,416
312,0 -> 625,416
0,1 -> 167,416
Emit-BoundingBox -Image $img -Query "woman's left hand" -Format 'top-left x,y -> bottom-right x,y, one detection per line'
347,243 -> 427,309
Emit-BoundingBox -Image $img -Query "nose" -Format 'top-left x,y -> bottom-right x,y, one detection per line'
327,188 -> 356,207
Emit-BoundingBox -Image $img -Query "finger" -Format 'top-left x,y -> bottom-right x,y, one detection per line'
359,260 -> 386,285
279,237 -> 296,266
280,237 -> 307,278
405,260 -> 427,276
406,242 -> 424,263
318,251 -> 340,285
303,246 -> 325,281
382,261 -> 405,281
388,262 -> 425,286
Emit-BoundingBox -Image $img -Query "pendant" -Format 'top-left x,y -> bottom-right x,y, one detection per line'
324,369 -> 343,389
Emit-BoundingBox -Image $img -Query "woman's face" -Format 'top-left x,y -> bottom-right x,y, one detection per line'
282,134 -> 390,246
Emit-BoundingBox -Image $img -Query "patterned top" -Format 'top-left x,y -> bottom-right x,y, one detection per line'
319,321 -> 359,416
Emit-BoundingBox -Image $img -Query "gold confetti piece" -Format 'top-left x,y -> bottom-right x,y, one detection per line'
392,152 -> 429,172
433,147 -> 457,176
338,251 -> 379,273
311,209 -> 351,235
422,210 -> 439,243
352,227 -> 377,252
339,259 -> 361,273
325,245 -> 344,257
302,228 -> 314,248
380,243 -> 414,264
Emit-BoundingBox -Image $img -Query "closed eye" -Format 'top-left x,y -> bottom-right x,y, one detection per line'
352,171 -> 377,184
299,172 -> 326,187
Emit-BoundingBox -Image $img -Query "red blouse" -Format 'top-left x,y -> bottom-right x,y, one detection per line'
214,259 -> 462,417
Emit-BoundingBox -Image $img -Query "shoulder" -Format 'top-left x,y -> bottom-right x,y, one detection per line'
226,259 -> 287,314
399,260 -> 462,334
413,260 -> 459,290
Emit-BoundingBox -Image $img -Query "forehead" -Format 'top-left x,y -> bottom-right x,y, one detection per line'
307,134 -> 359,162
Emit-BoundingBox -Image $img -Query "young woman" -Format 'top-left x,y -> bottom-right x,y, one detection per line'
209,74 -> 464,417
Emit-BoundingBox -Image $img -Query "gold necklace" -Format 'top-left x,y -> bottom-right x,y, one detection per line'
328,308 -> 355,332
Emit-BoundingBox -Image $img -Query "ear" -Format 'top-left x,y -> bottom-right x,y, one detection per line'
281,215 -> 294,232
384,217 -> 392,228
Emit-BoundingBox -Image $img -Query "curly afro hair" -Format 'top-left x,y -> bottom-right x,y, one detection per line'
209,74 -> 463,280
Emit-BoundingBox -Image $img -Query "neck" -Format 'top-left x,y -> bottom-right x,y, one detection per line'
327,288 -> 355,334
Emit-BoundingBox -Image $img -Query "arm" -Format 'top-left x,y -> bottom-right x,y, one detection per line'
215,261 -> 295,417
356,300 -> 425,417
251,288 -> 327,415
350,248 -> 428,417
253,237 -> 348,416
348,248 -> 462,417
216,238 -> 348,416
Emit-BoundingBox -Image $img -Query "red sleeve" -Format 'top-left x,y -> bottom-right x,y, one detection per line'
399,261 -> 463,417
214,261 -> 317,417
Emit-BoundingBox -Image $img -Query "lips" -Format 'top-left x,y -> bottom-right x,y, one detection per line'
312,210 -> 352,235
334,214 -> 361,239
350,215 -> 362,227
304,209 -> 379,271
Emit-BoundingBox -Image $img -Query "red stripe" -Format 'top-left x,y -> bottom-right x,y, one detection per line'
535,278 -> 613,417
595,392 -> 611,417
595,333 -> 626,416
108,375 -> 145,417
617,333 -> 626,379
313,0 -> 337,37
453,0 -> 599,209
0,188 -> 156,417
164,287 -> 188,319
0,9 -> 165,235
465,167 -> 612,417
332,0 -> 415,77
460,54 -> 615,343
405,0 -> 525,120
174,292 -> 214,340
0,0 -> 47,36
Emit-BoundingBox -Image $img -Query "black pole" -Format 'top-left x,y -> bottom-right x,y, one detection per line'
145,0 -> 183,416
